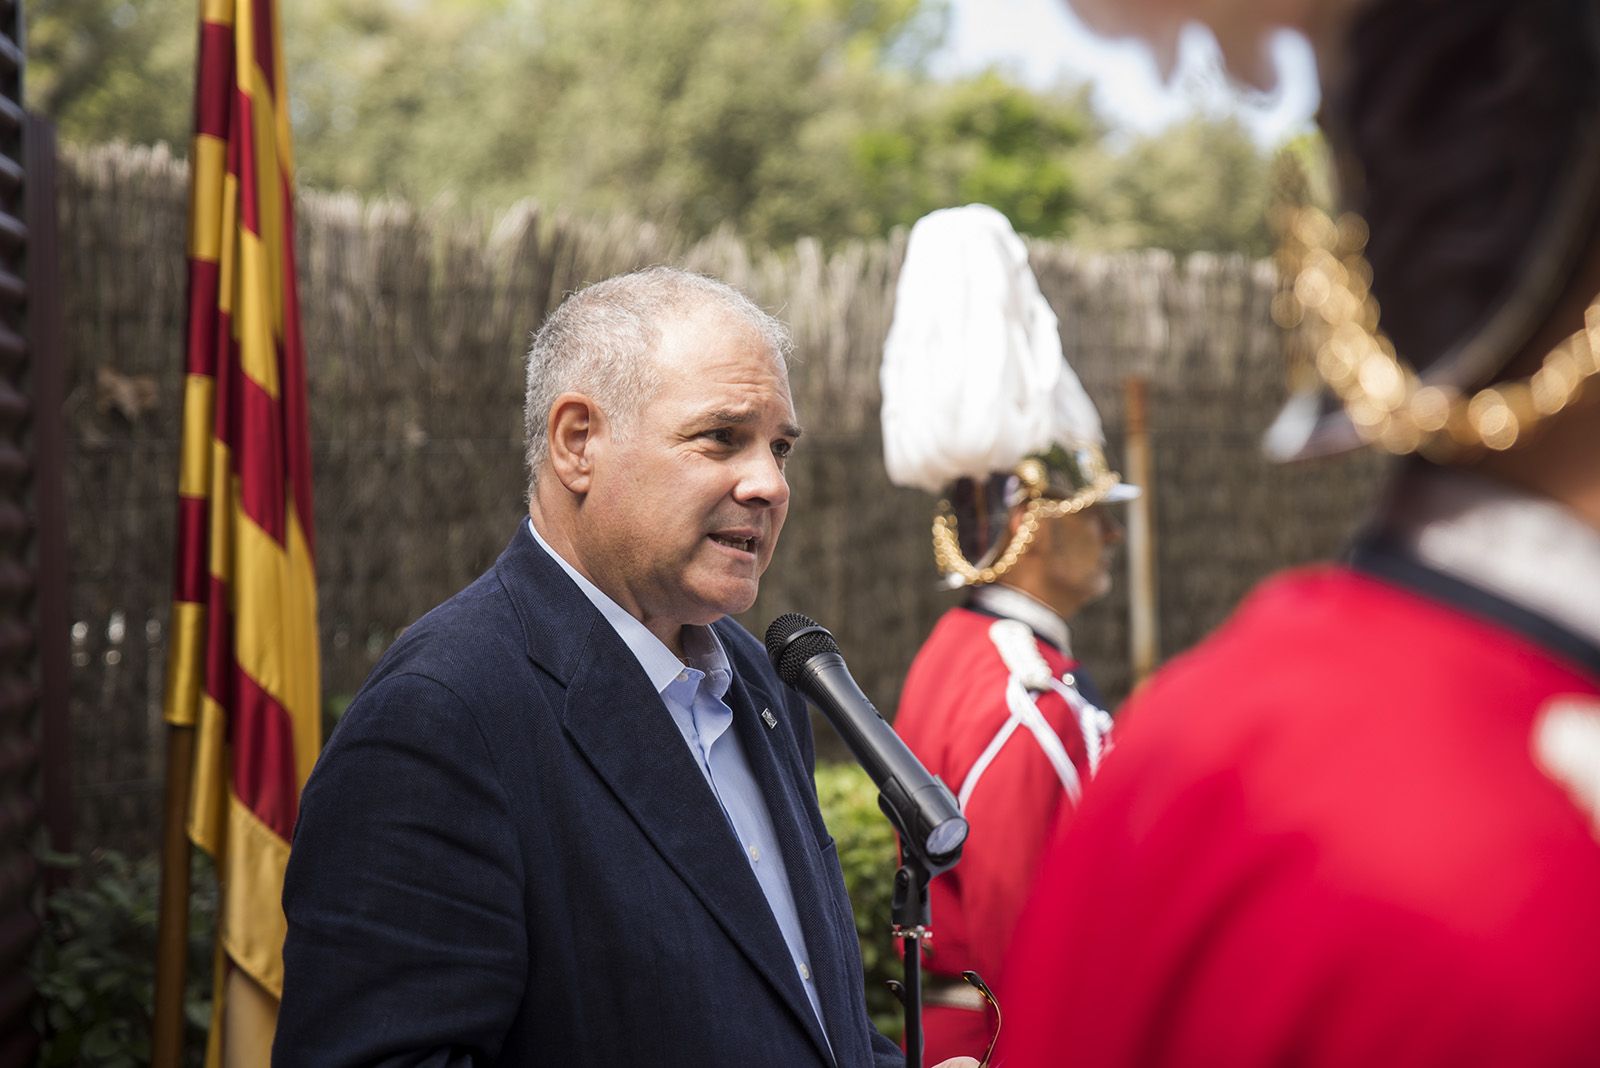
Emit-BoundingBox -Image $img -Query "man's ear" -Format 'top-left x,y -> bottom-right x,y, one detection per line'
547,393 -> 601,493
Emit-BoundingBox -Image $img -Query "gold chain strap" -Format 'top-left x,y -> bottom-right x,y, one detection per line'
930,456 -> 1122,587
1273,205 -> 1600,460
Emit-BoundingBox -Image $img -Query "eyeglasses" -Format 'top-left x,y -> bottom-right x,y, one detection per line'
961,969 -> 1002,1068
890,969 -> 1003,1068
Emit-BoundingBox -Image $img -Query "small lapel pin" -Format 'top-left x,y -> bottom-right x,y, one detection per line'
761,707 -> 778,730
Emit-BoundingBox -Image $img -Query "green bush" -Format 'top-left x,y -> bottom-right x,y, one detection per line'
32,849 -> 216,1068
814,761 -> 904,1042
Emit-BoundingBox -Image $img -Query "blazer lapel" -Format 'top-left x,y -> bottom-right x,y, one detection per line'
493,525 -> 835,1064
560,635 -> 836,1065
725,668 -> 867,1068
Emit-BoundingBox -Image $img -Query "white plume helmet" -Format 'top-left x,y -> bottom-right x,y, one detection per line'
880,204 -> 1112,496
880,204 -> 1136,588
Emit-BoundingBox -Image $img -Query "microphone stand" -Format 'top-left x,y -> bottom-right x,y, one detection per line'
761,615 -> 966,1065
891,856 -> 934,1067
881,798 -> 961,1068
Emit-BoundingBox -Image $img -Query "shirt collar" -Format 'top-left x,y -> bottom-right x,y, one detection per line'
525,518 -> 731,697
969,582 -> 1074,656
1377,464 -> 1600,648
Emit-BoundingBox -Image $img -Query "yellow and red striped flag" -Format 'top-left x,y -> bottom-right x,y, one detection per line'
163,0 -> 319,1061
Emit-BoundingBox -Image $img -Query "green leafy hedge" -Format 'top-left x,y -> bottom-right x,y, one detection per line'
32,850 -> 215,1068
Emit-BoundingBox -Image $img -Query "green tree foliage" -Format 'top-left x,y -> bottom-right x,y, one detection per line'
1069,113 -> 1277,257
746,66 -> 1095,244
279,0 -> 983,243
28,0 -> 194,149
27,0 -> 1285,254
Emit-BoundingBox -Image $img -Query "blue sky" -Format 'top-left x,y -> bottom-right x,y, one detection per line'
931,0 -> 1320,146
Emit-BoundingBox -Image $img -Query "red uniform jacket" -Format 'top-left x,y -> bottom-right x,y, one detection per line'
895,605 -> 1103,1065
1002,566 -> 1600,1067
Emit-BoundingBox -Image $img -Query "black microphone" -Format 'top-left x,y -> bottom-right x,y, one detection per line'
765,613 -> 968,870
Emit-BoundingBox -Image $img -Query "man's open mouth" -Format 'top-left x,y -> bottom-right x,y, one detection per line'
709,533 -> 757,553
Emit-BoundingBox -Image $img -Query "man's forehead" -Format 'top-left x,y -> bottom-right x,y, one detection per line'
657,304 -> 777,355
653,308 -> 793,392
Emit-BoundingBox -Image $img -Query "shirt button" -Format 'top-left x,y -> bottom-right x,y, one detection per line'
799,963 -> 811,981
677,671 -> 688,682
747,844 -> 761,863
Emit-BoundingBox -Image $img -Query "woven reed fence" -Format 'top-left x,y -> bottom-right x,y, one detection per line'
61,142 -> 1386,855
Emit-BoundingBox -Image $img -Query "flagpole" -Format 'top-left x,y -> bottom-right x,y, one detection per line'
153,723 -> 197,1067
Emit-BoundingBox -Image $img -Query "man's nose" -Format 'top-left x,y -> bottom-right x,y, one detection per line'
1100,508 -> 1124,546
737,448 -> 790,509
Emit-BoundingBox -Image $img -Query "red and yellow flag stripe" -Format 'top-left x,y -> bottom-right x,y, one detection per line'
165,0 -> 318,1061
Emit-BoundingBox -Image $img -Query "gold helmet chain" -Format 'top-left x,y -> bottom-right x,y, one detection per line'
931,456 -> 1122,587
1274,205 -> 1600,460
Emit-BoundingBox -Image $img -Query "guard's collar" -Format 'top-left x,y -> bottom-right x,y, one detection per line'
969,583 -> 1073,656
1370,464 -> 1600,651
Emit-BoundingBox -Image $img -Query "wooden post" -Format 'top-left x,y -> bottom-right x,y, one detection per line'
151,723 -> 195,1067
1123,377 -> 1159,688
27,114 -> 76,886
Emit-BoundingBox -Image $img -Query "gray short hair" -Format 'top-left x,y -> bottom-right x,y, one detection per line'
524,266 -> 793,487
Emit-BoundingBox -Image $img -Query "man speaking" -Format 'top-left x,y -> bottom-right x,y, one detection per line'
274,267 -> 977,1067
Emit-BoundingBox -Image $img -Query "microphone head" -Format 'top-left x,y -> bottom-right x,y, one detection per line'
765,612 -> 842,686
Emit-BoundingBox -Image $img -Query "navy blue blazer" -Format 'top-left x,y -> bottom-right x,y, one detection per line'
276,524 -> 903,1067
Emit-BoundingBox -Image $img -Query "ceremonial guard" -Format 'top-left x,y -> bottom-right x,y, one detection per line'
880,205 -> 1138,1066
1002,2 -> 1600,1065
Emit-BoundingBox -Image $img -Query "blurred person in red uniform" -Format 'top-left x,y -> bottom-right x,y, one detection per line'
1000,2 -> 1600,1065
878,205 -> 1139,1065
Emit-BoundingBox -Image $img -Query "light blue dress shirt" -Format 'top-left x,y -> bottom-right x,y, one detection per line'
526,520 -> 831,1045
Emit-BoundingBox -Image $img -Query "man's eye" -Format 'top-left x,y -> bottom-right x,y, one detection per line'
772,440 -> 793,460
704,428 -> 735,445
